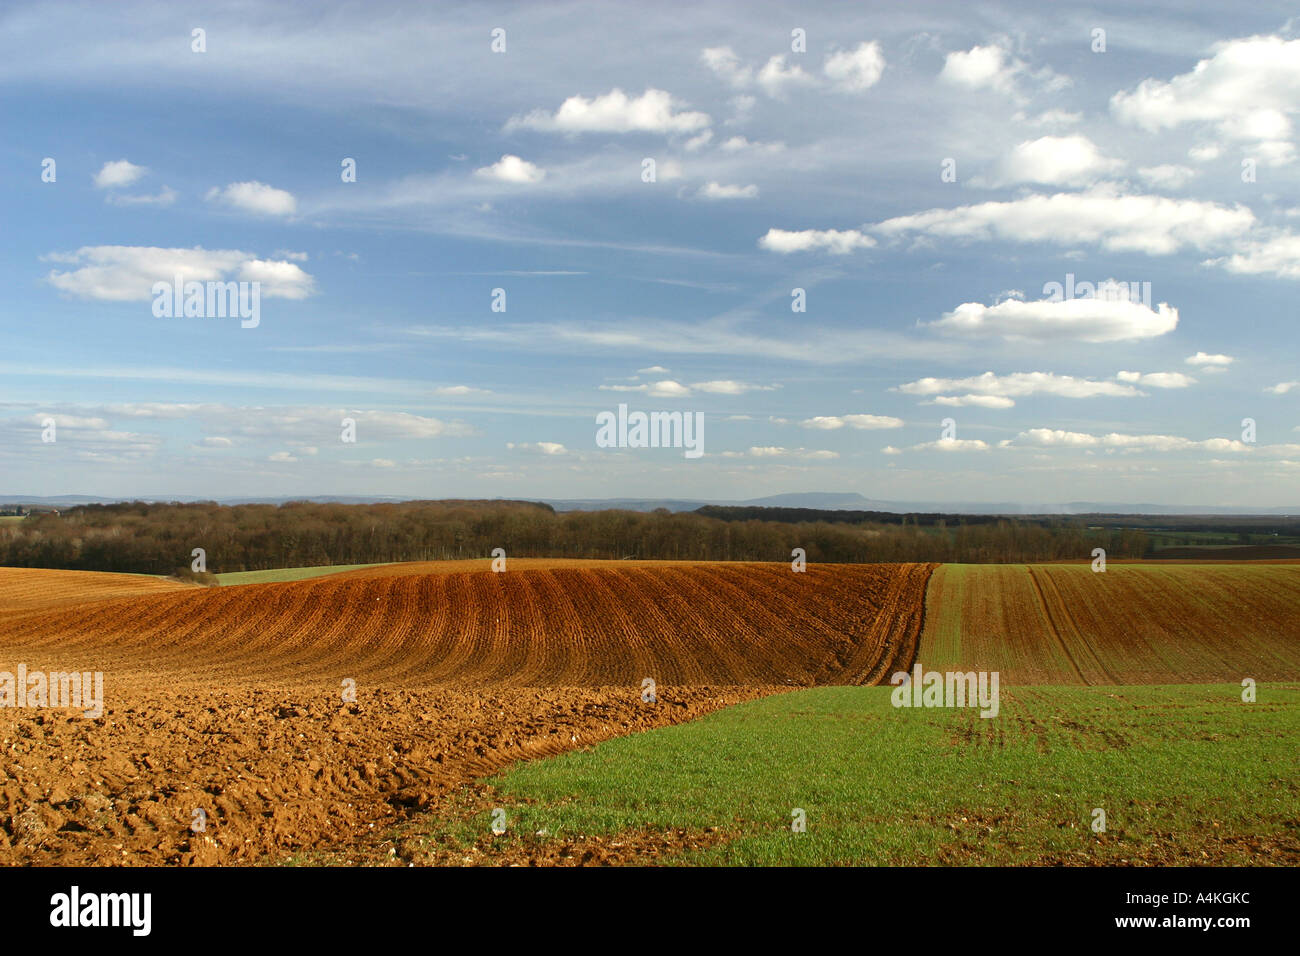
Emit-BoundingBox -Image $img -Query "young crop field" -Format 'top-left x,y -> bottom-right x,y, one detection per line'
919,563 -> 1300,684
404,683 -> 1300,867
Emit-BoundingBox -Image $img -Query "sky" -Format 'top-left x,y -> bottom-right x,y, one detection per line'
2,0 -> 1299,506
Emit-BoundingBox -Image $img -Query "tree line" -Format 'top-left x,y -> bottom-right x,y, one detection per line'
0,499 -> 1150,575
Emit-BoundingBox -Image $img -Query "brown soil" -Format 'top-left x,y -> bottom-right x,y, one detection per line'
0,561 -> 934,865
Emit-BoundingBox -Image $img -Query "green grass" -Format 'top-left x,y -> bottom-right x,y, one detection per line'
214,563 -> 392,585
0,516 -> 26,524
447,683 -> 1299,865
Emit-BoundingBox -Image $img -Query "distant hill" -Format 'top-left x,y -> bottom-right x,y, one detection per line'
1,492 -> 1297,516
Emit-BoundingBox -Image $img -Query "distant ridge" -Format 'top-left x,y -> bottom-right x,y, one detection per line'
2,492 -> 1297,516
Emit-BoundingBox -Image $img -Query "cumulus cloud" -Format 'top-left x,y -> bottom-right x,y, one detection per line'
701,47 -> 751,89
719,136 -> 784,153
1114,371 -> 1196,388
756,55 -> 816,98
758,228 -> 875,254
1111,35 -> 1300,166
1266,381 -> 1299,395
205,181 -> 297,216
474,154 -> 545,183
506,88 -> 709,134
924,293 -> 1178,343
600,379 -> 772,397
873,188 -> 1255,256
705,42 -> 883,97
980,135 -> 1122,187
1206,232 -> 1300,280
800,414 -> 903,430
507,441 -> 567,455
1016,428 -> 1249,453
698,181 -> 758,200
43,246 -> 316,300
746,446 -> 838,460
909,438 -> 990,452
823,41 -> 885,92
930,395 -> 1017,408
93,159 -> 146,188
898,371 -> 1141,404
1186,352 -> 1234,369
939,41 -> 1065,101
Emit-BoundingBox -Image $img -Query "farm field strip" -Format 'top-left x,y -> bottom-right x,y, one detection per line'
411,683 -> 1300,867
918,563 -> 1300,685
0,562 -> 936,690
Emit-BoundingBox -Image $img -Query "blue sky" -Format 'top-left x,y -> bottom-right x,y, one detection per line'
2,0 -> 1299,505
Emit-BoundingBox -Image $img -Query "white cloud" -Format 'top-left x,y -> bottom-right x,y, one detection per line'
719,136 -> 784,153
199,436 -> 233,448
898,371 -> 1141,402
1186,352 -> 1234,368
746,446 -> 838,460
874,188 -> 1255,256
940,43 -> 1016,93
910,438 -> 990,452
684,130 -> 713,151
759,228 -> 875,254
506,88 -> 709,134
1111,35 -> 1300,167
698,182 -> 758,200
823,41 -> 885,92
1266,381 -> 1299,395
690,380 -> 772,395
925,294 -> 1177,343
1207,232 -> 1300,280
981,135 -> 1122,187
93,159 -> 146,188
800,414 -> 903,430
757,54 -> 816,98
930,394 -> 1017,408
507,441 -> 567,455
474,154 -> 545,184
1017,428 -> 1250,453
701,47 -> 750,89
599,378 -> 771,397
205,181 -> 297,216
269,451 -> 298,463
43,245 -> 315,300
1115,371 -> 1196,388
638,365 -> 670,374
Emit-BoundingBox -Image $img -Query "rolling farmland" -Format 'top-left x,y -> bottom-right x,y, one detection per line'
0,560 -> 933,864
918,563 -> 1300,684
1,557 -> 1297,866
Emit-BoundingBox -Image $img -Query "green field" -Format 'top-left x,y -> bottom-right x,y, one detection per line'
0,516 -> 26,525
214,563 -> 392,585
430,684 -> 1299,865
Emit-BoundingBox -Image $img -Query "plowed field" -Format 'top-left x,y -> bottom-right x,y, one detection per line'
0,560 -> 935,865
919,563 -> 1300,684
